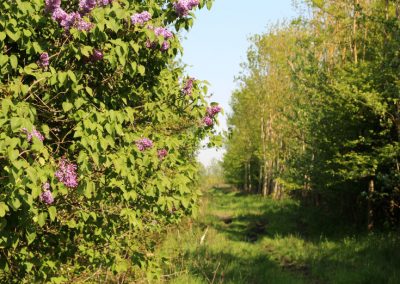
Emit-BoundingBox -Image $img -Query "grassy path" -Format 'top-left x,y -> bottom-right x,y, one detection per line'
158,187 -> 400,284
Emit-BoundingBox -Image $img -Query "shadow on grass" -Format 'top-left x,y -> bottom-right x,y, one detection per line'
179,247 -> 307,284
201,187 -> 400,284
209,186 -> 361,243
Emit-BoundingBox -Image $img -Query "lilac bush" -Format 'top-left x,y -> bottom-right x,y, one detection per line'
0,0 -> 218,281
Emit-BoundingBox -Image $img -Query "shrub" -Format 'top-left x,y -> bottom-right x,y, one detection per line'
0,0 -> 218,281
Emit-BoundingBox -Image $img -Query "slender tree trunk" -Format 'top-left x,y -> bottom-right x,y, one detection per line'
367,178 -> 375,231
244,162 -> 248,192
261,113 -> 268,196
353,0 -> 359,64
248,161 -> 252,193
258,164 -> 263,194
271,180 -> 279,200
262,161 -> 269,197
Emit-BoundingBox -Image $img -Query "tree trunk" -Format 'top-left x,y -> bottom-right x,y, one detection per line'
353,0 -> 359,64
258,164 -> 263,194
367,178 -> 375,231
244,162 -> 248,192
248,161 -> 252,193
262,161 -> 269,197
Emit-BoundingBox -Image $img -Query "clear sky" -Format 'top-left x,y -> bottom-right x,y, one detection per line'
181,0 -> 298,167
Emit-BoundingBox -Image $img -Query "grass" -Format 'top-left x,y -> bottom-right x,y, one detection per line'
155,187 -> 400,284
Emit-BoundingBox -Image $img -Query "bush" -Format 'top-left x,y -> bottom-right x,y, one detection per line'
0,0 -> 219,281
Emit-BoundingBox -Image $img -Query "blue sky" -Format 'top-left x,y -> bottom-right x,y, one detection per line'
180,0 -> 298,167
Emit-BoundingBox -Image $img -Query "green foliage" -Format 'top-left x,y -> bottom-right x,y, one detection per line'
0,0 -> 217,281
224,0 -> 400,227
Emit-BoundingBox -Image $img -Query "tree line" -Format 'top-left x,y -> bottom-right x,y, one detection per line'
223,0 -> 400,229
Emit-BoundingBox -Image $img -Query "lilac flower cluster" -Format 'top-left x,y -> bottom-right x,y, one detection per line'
157,149 -> 168,160
98,0 -> 113,6
173,0 -> 200,17
182,77 -> 195,96
79,0 -> 97,14
146,26 -> 173,51
136,138 -> 153,151
40,188 -> 55,205
45,0 -> 93,31
203,105 -> 222,127
55,158 -> 79,188
43,182 -> 51,191
161,41 -> 170,52
203,116 -> 213,127
22,128 -> 45,142
38,52 -> 50,68
90,49 -> 104,61
207,105 -> 222,118
130,11 -> 152,25
154,27 -> 174,39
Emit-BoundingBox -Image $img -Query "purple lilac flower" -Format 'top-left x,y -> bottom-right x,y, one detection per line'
22,128 -> 45,142
154,27 -> 173,39
173,0 -> 200,17
182,77 -> 195,96
76,17 -> 93,31
51,7 -> 68,22
79,0 -> 97,14
188,0 -> 200,9
39,52 -> 50,68
145,39 -> 157,49
45,0 -> 61,13
161,41 -> 170,51
203,116 -> 213,127
55,158 -> 79,188
130,11 -> 152,25
39,189 -> 54,205
48,6 -> 93,32
57,11 -> 79,30
157,149 -> 168,160
42,182 -> 51,191
136,138 -> 153,151
90,49 -> 103,61
98,0 -> 113,6
173,0 -> 190,17
207,105 -> 222,117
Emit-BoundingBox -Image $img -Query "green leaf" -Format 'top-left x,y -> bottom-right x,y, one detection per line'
85,86 -> 93,96
26,231 -> 36,245
0,202 -> 9,217
37,212 -> 48,227
8,149 -> 19,161
58,72 -> 67,84
9,55 -> 18,69
62,102 -> 73,112
9,198 -> 21,210
48,206 -> 57,221
138,65 -> 145,76
67,70 -> 77,82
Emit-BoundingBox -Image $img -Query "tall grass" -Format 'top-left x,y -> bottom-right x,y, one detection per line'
156,188 -> 400,283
